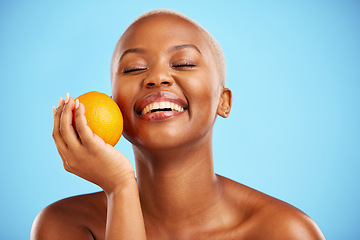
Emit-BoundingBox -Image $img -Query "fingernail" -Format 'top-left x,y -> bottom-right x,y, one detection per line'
75,99 -> 80,109
65,93 -> 70,103
52,106 -> 56,116
58,97 -> 63,107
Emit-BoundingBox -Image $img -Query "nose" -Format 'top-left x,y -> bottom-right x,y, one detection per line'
143,65 -> 174,88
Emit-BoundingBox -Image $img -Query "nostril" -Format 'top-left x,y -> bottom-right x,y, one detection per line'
145,79 -> 173,87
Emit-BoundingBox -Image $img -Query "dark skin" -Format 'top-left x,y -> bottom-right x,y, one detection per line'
31,14 -> 325,240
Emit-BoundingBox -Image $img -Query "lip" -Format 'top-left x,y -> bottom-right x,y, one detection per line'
135,91 -> 188,121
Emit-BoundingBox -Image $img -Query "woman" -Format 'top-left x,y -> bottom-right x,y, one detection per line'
31,9 -> 325,239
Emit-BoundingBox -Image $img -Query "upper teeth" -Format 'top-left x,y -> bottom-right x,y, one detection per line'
141,101 -> 184,115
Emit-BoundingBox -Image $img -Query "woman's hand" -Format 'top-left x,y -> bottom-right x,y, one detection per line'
52,94 -> 134,194
52,94 -> 146,239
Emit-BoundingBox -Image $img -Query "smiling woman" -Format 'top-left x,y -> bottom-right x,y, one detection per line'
31,9 -> 325,240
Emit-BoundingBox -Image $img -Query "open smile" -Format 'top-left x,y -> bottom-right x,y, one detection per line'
141,101 -> 185,115
135,91 -> 188,121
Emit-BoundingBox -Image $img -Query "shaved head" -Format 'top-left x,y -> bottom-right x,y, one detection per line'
111,9 -> 226,86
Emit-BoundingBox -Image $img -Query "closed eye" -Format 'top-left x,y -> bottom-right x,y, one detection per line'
172,63 -> 196,69
122,67 -> 147,74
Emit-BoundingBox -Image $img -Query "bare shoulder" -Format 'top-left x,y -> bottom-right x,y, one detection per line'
218,175 -> 325,240
253,205 -> 326,240
31,191 -> 107,240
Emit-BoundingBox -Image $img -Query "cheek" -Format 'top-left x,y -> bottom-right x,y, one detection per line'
112,78 -> 137,126
186,72 -> 220,117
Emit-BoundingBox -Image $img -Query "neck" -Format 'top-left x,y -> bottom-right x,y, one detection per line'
133,133 -> 223,226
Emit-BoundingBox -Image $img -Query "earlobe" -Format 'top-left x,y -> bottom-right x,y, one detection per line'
217,88 -> 232,118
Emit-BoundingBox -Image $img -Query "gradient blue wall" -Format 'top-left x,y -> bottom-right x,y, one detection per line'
1,1 -> 359,239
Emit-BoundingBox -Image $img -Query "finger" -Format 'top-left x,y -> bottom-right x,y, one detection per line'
59,95 -> 82,149
74,100 -> 98,147
56,145 -> 72,173
52,97 -> 68,150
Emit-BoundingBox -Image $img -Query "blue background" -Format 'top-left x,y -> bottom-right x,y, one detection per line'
1,1 -> 359,239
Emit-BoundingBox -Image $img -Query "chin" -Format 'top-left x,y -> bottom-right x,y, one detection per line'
125,128 -> 187,151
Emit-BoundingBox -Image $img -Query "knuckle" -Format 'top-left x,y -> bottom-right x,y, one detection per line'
54,109 -> 61,117
52,125 -> 60,139
87,147 -> 96,156
59,124 -> 66,136
52,128 -> 61,139
75,123 -> 83,133
63,104 -> 72,113
65,159 -> 77,170
63,163 -> 71,172
93,143 -> 102,153
66,152 -> 85,170
75,108 -> 82,118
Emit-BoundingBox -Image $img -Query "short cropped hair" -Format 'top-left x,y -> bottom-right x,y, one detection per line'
111,9 -> 226,86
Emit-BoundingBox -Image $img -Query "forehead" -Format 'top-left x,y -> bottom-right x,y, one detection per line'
117,14 -> 212,56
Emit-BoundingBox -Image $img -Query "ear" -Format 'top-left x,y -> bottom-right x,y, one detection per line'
217,88 -> 232,118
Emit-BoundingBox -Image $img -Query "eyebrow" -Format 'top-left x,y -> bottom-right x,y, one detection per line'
170,44 -> 202,54
118,44 -> 202,63
119,48 -> 146,62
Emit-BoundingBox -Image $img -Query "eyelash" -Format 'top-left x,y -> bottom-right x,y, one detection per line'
172,63 -> 196,68
122,67 -> 147,74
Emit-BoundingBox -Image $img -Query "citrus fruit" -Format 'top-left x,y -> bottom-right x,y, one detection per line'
74,91 -> 123,146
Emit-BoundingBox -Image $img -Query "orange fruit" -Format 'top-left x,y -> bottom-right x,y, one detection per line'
74,91 -> 123,146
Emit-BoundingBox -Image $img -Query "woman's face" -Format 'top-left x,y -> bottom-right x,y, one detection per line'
112,14 -> 223,151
